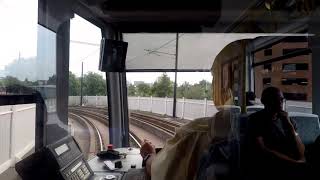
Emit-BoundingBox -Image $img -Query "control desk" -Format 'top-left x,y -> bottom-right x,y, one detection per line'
88,148 -> 145,180
15,136 -> 146,180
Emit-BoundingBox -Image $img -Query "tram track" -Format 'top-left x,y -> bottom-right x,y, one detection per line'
69,106 -> 185,144
69,107 -> 143,148
68,112 -> 104,159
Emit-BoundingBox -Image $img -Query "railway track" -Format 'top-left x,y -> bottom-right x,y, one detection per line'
68,112 -> 104,159
69,106 -> 185,143
69,107 -> 143,148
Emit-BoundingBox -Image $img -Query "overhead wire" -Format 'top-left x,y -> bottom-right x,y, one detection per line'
127,34 -> 185,62
70,40 -> 100,46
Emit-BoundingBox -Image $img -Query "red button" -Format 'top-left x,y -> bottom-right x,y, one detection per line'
107,144 -> 113,150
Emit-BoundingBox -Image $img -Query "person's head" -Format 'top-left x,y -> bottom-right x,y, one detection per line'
261,86 -> 284,113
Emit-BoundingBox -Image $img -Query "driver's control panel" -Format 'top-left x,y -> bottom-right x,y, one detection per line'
46,136 -> 94,180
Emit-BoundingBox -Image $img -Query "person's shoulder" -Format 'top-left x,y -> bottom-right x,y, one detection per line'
177,117 -> 210,133
184,117 -> 212,125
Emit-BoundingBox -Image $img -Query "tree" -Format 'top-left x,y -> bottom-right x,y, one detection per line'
47,75 -> 56,85
69,72 -> 80,96
2,76 -> 34,94
136,83 -> 151,97
127,83 -> 136,96
176,80 -> 212,100
83,72 -> 107,96
177,81 -> 190,98
197,80 -> 212,100
151,73 -> 173,97
3,76 -> 21,87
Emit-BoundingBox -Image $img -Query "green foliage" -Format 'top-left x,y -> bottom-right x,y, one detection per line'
0,76 -> 34,94
3,76 -> 21,87
47,75 -> 56,85
177,81 -> 192,98
151,73 -> 173,97
129,73 -> 212,100
178,79 -> 211,100
69,72 -> 80,96
0,72 -> 212,100
127,83 -> 136,96
136,83 -> 152,97
83,72 -> 107,96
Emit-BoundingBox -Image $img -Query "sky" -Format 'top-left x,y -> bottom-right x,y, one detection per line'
69,16 -> 214,85
0,0 -> 309,85
0,0 -> 38,68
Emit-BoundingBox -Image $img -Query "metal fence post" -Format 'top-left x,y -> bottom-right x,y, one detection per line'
182,97 -> 185,119
164,96 -> 167,115
9,105 -> 16,164
204,98 -> 208,117
96,95 -> 98,107
137,96 -> 140,111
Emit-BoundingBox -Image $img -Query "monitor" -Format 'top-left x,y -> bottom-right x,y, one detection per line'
99,38 -> 128,72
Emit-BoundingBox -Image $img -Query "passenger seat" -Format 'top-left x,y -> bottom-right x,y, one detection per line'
246,105 -> 264,115
288,112 -> 320,145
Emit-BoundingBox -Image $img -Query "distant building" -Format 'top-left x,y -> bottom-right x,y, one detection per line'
254,36 -> 312,101
3,56 -> 55,82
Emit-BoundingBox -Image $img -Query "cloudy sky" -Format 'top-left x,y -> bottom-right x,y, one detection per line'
1,0 -> 307,85
0,0 -> 37,67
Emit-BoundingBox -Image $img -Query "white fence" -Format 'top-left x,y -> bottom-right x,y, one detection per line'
70,96 -> 219,119
69,96 -> 108,107
69,96 -> 313,120
128,97 -> 218,120
0,104 -> 35,174
70,96 -> 219,120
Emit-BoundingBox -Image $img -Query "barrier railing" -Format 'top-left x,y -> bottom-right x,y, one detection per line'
69,96 -> 313,120
0,104 -> 35,174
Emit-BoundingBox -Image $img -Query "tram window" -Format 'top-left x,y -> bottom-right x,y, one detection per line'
0,0 -> 38,177
282,78 -> 308,86
263,64 -> 272,71
283,92 -> 307,101
124,33 -> 177,70
263,78 -> 271,85
282,63 -> 309,71
253,36 -> 312,112
68,15 -> 106,160
283,48 -> 307,55
2,0 -> 320,179
176,72 -> 213,120
126,72 -> 176,148
264,49 -> 272,56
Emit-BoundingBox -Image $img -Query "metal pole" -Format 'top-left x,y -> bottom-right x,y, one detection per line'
80,62 -> 83,106
173,33 -> 179,118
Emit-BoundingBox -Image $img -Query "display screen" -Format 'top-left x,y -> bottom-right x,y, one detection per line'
55,144 -> 69,156
71,161 -> 82,173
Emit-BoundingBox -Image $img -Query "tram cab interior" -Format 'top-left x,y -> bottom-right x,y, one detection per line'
1,0 -> 320,179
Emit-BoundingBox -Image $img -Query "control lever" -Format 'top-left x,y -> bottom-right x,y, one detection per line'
97,150 -> 121,160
